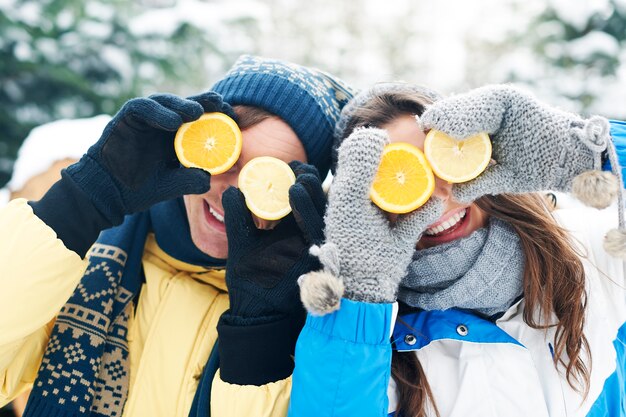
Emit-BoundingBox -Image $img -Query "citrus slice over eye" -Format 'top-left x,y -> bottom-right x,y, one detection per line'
174,112 -> 242,175
370,142 -> 436,214
238,156 -> 296,220
424,130 -> 492,183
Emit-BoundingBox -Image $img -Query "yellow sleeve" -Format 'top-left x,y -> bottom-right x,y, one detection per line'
0,199 -> 88,405
210,370 -> 291,417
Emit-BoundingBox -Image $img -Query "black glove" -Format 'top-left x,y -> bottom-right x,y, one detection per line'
217,162 -> 327,385
29,92 -> 234,256
65,92 -> 234,225
221,163 -> 325,322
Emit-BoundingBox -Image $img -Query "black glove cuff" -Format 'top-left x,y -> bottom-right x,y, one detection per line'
28,172 -> 114,257
217,314 -> 299,386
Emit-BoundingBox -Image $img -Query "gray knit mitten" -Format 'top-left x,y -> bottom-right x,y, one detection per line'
421,85 -> 618,208
298,128 -> 443,315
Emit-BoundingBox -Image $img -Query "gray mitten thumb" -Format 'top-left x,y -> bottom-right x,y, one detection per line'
298,243 -> 345,316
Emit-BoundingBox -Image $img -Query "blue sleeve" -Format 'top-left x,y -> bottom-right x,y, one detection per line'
604,120 -> 626,187
288,299 -> 395,417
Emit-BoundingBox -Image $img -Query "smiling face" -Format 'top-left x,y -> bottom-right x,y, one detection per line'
184,116 -> 306,258
380,114 -> 489,250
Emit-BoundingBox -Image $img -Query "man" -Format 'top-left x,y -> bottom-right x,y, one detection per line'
0,55 -> 353,417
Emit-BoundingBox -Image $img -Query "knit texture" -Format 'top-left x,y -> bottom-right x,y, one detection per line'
65,92 -> 233,226
212,55 -> 355,177
420,84 -> 610,203
400,217 -> 524,316
219,162 -> 325,323
24,215 -> 149,417
320,127 -> 443,303
23,200 -> 225,417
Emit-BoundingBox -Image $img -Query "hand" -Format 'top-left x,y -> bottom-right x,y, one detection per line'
420,85 -> 611,203
221,162 -> 326,323
64,91 -> 234,225
300,128 -> 443,309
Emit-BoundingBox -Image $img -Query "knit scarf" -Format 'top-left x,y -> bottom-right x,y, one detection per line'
24,198 -> 225,417
398,218 -> 524,317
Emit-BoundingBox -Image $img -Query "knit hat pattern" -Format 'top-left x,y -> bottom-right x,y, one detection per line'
212,55 -> 355,176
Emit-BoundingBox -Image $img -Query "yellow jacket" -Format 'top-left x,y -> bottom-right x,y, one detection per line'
0,199 -> 291,416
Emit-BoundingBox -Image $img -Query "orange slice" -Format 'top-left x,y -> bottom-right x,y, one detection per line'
238,156 -> 296,220
370,142 -> 435,214
424,130 -> 492,183
175,112 -> 242,175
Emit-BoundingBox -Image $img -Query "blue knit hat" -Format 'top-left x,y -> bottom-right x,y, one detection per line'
211,55 -> 355,176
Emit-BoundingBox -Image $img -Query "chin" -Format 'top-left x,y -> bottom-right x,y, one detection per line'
184,194 -> 229,259
192,236 -> 228,259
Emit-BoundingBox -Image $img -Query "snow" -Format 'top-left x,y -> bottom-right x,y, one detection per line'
567,31 -> 620,61
14,2 -> 42,26
77,20 -> 112,39
0,0 -> 16,10
547,0 -> 613,30
101,45 -> 134,81
85,2 -> 115,21
13,41 -> 33,61
56,9 -> 75,30
5,115 -> 111,192
129,0 -> 268,37
34,38 -> 59,61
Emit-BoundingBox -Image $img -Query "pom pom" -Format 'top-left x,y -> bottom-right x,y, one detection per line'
298,270 -> 344,316
604,228 -> 626,259
571,170 -> 619,209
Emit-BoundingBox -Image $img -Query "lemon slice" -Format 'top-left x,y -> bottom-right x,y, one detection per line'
424,130 -> 492,183
238,156 -> 296,220
175,112 -> 242,175
370,142 -> 435,214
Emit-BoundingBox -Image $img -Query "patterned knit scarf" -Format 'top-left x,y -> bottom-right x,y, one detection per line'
24,198 -> 224,417
399,218 -> 524,317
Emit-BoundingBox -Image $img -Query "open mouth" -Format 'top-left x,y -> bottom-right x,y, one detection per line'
203,200 -> 226,233
208,204 -> 224,223
424,207 -> 468,237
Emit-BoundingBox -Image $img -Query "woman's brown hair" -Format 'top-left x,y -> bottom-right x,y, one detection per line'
343,88 -> 591,416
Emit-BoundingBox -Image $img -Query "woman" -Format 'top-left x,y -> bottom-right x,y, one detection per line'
289,83 -> 626,416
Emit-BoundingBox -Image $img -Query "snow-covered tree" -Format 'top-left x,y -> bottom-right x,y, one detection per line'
489,0 -> 626,118
0,0 -> 263,185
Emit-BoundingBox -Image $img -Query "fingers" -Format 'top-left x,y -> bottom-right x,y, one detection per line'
420,85 -> 511,139
451,165 -> 519,203
222,186 -> 256,240
158,168 -> 211,200
289,161 -> 321,180
332,127 -> 389,206
289,181 -> 325,245
187,91 -> 238,121
290,163 -> 326,213
393,198 -> 444,244
149,94 -> 204,124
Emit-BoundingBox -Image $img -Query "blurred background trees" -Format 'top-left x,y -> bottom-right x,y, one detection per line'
1,0 -> 625,186
0,0 -> 262,185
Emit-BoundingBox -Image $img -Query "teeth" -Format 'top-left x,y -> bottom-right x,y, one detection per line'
425,209 -> 466,236
209,205 -> 224,223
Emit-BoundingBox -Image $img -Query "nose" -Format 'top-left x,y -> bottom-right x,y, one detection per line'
431,175 -> 452,201
212,169 -> 239,195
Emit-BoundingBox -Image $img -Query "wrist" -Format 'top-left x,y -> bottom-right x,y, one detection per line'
64,155 -> 127,226
343,277 -> 397,304
217,313 -> 304,385
28,171 -> 114,257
